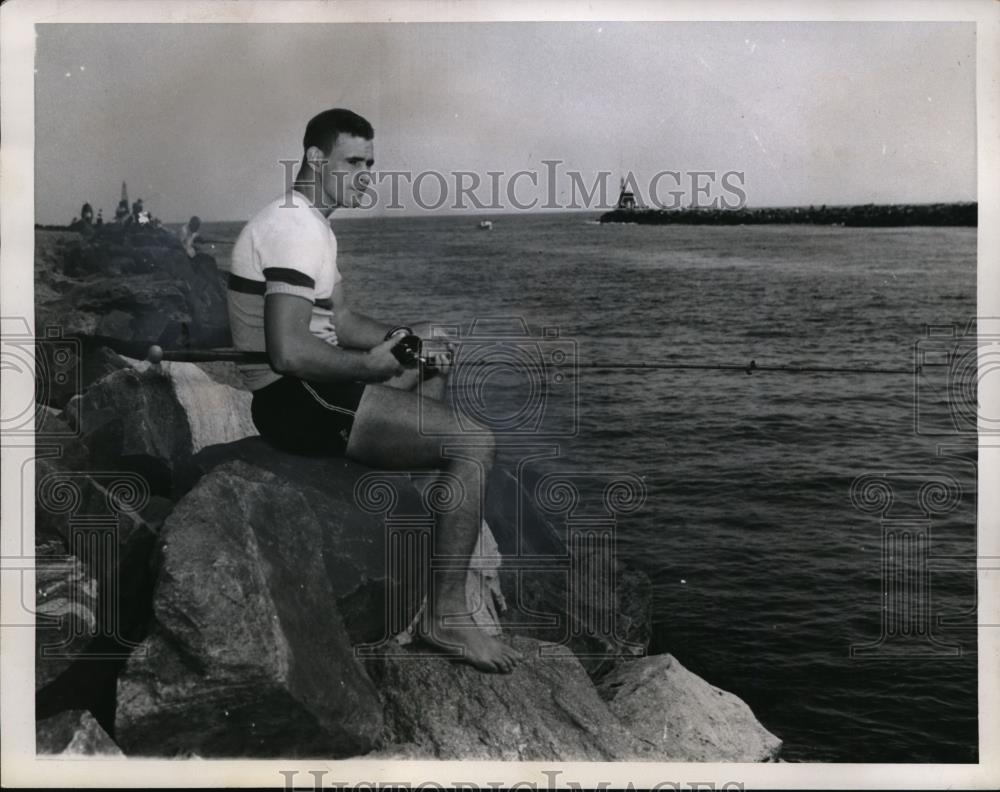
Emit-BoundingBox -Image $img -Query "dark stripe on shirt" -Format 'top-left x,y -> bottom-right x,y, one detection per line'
263,267 -> 315,289
228,273 -> 266,295
315,297 -> 333,310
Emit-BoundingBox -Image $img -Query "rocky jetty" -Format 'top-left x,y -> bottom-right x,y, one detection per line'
34,225 -> 231,409
599,201 -> 977,227
31,229 -> 783,760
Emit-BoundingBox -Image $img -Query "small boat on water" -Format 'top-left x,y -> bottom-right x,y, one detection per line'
478,220 -> 493,230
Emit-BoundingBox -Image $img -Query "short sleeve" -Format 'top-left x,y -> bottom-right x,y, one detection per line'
257,212 -> 327,302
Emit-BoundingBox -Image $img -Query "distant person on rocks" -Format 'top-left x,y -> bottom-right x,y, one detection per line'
179,215 -> 202,258
96,209 -> 103,227
80,202 -> 94,225
228,108 -> 521,674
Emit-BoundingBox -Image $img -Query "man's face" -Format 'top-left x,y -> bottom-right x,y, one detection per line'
313,134 -> 374,209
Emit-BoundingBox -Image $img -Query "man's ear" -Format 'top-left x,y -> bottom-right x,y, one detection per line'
305,145 -> 328,169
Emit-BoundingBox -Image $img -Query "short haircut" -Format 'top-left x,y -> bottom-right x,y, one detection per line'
303,108 -> 374,154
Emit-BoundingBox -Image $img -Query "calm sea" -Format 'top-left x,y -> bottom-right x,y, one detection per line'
203,212 -> 978,763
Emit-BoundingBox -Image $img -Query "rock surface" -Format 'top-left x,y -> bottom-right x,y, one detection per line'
598,654 -> 783,761
34,542 -> 99,691
64,366 -> 194,496
61,359 -> 256,499
35,341 -> 130,410
34,404 -> 174,697
486,466 -> 652,679
126,357 -> 256,453
366,635 -> 647,760
115,462 -> 384,757
36,709 -> 123,756
499,549 -> 652,680
35,227 -> 231,354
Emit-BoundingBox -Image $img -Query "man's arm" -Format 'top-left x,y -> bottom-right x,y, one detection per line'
334,305 -> 396,350
265,294 -> 403,382
329,278 -> 411,349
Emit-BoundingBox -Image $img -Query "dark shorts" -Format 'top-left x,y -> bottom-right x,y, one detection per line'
250,376 -> 368,456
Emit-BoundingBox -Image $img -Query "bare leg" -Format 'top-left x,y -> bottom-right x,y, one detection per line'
419,370 -> 447,402
384,367 -> 446,402
346,384 -> 520,673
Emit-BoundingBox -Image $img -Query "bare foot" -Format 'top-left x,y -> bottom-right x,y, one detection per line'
416,621 -> 523,674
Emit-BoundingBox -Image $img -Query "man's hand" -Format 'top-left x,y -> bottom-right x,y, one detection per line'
366,337 -> 407,382
410,321 -> 456,376
422,339 -> 455,376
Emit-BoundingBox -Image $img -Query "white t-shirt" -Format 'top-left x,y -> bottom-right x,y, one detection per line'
227,190 -> 343,390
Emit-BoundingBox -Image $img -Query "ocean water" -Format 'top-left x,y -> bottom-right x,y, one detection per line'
204,213 -> 978,763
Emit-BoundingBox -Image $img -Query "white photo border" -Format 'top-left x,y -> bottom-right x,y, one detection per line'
2,0 -> 997,788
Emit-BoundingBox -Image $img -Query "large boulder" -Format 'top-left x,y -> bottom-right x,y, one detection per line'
125,358 -> 255,454
64,367 -> 193,496
63,362 -> 255,496
36,709 -> 122,756
115,462 -> 385,757
598,654 -> 783,761
366,635 -> 647,760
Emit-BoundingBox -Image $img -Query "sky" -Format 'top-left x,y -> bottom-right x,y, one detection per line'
34,22 -> 976,224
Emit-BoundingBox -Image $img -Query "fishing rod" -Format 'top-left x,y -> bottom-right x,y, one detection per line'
143,344 -> 917,376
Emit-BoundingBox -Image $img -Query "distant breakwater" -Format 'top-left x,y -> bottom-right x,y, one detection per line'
599,202 -> 977,227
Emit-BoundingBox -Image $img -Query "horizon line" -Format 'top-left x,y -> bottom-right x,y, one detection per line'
36,199 -> 979,228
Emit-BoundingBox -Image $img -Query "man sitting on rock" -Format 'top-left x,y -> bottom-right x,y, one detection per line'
227,108 -> 521,674
179,215 -> 201,258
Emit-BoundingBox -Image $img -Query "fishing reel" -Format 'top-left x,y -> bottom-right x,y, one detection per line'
390,333 -> 449,376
